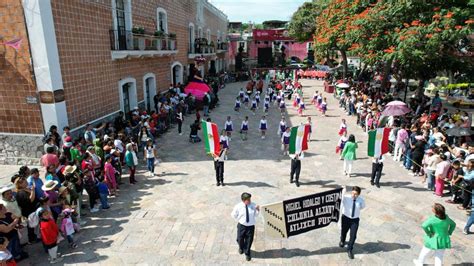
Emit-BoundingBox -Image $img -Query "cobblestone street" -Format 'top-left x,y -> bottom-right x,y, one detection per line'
11,80 -> 474,265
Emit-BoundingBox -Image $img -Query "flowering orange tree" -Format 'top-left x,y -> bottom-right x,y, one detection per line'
306,0 -> 474,83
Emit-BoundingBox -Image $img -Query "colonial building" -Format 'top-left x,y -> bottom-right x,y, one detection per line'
0,0 -> 228,164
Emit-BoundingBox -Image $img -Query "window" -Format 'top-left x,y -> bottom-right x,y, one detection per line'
156,7 -> 168,33
189,23 -> 195,53
112,0 -> 132,50
206,29 -> 211,43
198,27 -> 202,38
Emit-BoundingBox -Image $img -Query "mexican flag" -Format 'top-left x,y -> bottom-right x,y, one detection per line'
367,128 -> 390,157
289,124 -> 310,155
202,121 -> 220,155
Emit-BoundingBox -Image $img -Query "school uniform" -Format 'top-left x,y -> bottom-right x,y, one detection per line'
259,120 -> 267,130
251,100 -> 257,110
279,100 -> 286,110
231,201 -> 259,260
244,95 -> 249,103
225,121 -> 233,132
255,94 -> 260,105
370,155 -> 384,187
279,121 -> 287,136
234,100 -> 241,110
220,135 -> 229,149
241,121 -> 249,131
290,154 -> 302,186
340,194 -> 365,258
264,100 -> 270,111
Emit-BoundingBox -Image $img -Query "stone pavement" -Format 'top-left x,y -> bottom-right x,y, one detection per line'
10,79 -> 474,265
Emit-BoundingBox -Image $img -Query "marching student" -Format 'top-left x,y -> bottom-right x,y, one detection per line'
263,96 -> 270,113
234,97 -> 241,112
250,97 -> 257,115
220,129 -> 229,151
298,100 -> 306,116
278,117 -> 287,137
243,93 -> 250,108
293,94 -> 300,108
321,97 -> 328,116
342,134 -> 358,177
213,148 -> 226,186
339,186 -> 365,260
290,153 -> 303,187
306,117 -> 313,142
276,91 -> 282,107
279,98 -> 286,114
231,192 -> 260,261
281,127 -> 291,155
259,116 -> 267,139
370,155 -> 384,188
317,93 -> 323,110
241,116 -> 249,141
255,92 -> 260,108
339,119 -> 348,136
238,88 -> 245,100
224,116 -> 233,141
311,90 -> 318,105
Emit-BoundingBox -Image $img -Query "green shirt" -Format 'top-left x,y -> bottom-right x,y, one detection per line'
342,141 -> 358,161
422,215 -> 456,250
70,148 -> 83,164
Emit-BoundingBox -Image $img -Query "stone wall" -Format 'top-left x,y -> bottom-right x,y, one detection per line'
0,134 -> 43,165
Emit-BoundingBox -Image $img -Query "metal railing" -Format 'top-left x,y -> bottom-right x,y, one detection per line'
109,30 -> 177,52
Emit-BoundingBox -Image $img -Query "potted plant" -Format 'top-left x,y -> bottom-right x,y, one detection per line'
167,33 -> 176,50
154,31 -> 165,38
132,26 -> 146,50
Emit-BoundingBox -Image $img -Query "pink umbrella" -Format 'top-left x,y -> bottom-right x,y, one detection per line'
184,81 -> 211,100
382,100 -> 411,116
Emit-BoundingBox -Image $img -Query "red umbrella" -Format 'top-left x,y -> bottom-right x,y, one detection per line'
382,101 -> 411,116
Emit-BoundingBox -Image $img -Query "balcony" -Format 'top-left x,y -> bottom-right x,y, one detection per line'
109,29 -> 178,60
188,38 -> 216,59
216,42 -> 228,53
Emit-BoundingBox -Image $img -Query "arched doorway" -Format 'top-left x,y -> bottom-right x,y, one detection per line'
171,61 -> 183,85
118,77 -> 137,117
143,73 -> 157,111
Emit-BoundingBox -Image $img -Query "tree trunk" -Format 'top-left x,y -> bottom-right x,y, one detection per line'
339,49 -> 348,79
380,59 -> 392,92
416,79 -> 426,98
325,49 -> 333,67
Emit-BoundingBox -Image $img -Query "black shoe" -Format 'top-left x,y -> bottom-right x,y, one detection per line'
296,181 -> 300,187
376,183 -> 380,188
221,182 -> 225,186
216,182 -> 221,186
370,181 -> 374,186
347,250 -> 354,259
238,249 -> 243,254
290,179 -> 294,183
246,256 -> 251,261
339,241 -> 345,248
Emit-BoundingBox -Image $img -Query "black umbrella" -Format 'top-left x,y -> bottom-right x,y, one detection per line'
446,127 -> 474,137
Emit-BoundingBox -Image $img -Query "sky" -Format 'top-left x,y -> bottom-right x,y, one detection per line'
209,0 -> 308,23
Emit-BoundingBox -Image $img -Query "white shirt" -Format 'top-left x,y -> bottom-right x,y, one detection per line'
114,139 -> 124,153
341,195 -> 365,219
145,145 -> 155,159
372,155 -> 385,163
231,202 -> 259,226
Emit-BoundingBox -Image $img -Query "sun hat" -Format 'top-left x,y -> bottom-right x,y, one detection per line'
63,165 -> 77,175
41,180 -> 59,191
0,185 -> 14,195
58,186 -> 68,195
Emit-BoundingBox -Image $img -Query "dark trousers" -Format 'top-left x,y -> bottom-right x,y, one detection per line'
237,223 -> 255,256
177,120 -> 182,134
129,166 -> 136,183
462,189 -> 472,209
290,159 -> 301,181
370,163 -> 383,185
340,215 -> 359,252
214,161 -> 224,183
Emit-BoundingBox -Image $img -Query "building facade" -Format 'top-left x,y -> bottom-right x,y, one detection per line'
0,0 -> 228,164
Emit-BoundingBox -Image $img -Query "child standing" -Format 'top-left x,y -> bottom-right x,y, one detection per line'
234,97 -> 241,112
238,88 -> 245,100
39,210 -> 63,263
298,100 -> 305,116
260,116 -> 268,139
104,155 -> 117,195
219,130 -> 229,160
276,92 -> 282,107
338,119 -> 347,136
125,143 -> 138,184
224,116 -> 233,141
311,90 -> 318,105
250,98 -> 257,115
279,98 -> 286,114
176,108 -> 183,136
144,139 -> 157,176
321,97 -> 328,116
60,209 -> 78,249
255,92 -> 260,108
241,116 -> 249,141
97,181 -> 110,209
317,93 -> 323,111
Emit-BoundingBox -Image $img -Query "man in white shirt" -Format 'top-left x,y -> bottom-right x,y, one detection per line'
231,192 -> 260,261
213,148 -> 226,186
339,186 -> 365,259
370,155 -> 384,188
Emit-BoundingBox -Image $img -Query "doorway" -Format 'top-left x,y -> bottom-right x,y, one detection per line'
122,83 -> 131,115
171,62 -> 183,85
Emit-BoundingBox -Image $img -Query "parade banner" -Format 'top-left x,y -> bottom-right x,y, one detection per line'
288,124 -> 310,155
201,121 -> 220,155
262,188 -> 343,238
